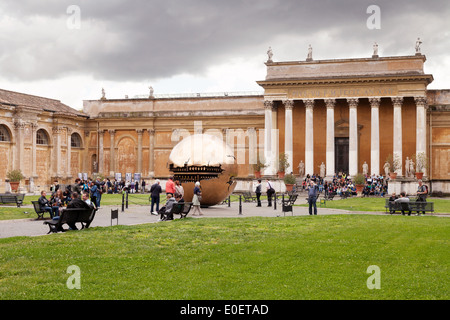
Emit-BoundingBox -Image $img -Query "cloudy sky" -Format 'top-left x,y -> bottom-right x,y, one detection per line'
0,0 -> 449,110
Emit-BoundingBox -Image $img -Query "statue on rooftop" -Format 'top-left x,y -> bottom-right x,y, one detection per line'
306,44 -> 313,61
267,47 -> 273,63
373,42 -> 379,57
415,38 -> 422,54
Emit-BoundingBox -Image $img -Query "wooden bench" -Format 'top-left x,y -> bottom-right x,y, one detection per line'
32,201 -> 48,219
282,193 -> 298,216
43,207 -> 96,234
161,202 -> 193,221
0,193 -> 25,207
385,198 -> 434,215
241,191 -> 257,203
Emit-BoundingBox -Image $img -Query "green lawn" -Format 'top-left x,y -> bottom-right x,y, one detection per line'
0,215 -> 448,300
1,195 -> 449,221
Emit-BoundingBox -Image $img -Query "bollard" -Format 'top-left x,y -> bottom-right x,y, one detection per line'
228,195 -> 231,208
239,195 -> 242,215
126,191 -> 129,209
121,192 -> 125,212
274,193 -> 277,210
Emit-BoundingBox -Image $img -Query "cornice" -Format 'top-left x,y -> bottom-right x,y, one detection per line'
257,74 -> 434,87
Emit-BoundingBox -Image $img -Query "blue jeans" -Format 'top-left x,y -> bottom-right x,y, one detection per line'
43,206 -> 59,218
308,196 -> 317,215
151,196 -> 160,213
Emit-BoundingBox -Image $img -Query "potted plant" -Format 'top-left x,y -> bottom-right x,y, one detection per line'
252,157 -> 267,178
353,173 -> 366,195
6,169 -> 25,192
283,173 -> 296,192
413,152 -> 428,180
385,154 -> 401,179
278,152 -> 290,178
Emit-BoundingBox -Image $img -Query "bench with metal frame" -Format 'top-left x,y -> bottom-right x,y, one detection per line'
282,193 -> 298,216
385,198 -> 434,215
241,191 -> 257,203
43,207 -> 96,234
161,202 -> 193,221
32,201 -> 48,219
0,193 -> 25,207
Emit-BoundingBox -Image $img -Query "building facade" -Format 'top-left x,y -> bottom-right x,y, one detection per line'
1,53 -> 449,194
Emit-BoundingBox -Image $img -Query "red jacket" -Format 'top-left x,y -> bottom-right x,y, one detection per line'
165,179 -> 175,194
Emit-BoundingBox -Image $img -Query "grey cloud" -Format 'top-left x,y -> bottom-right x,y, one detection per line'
0,0 -> 448,82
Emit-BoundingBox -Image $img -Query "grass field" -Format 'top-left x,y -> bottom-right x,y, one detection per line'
0,214 -> 448,300
2,194 -> 449,221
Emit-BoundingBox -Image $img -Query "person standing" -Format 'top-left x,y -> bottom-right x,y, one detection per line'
416,179 -> 428,216
141,179 -> 146,193
266,180 -> 275,207
89,181 -> 101,209
307,180 -> 318,215
150,180 -> 162,215
175,180 -> 184,200
191,181 -> 203,216
255,179 -> 262,207
165,176 -> 176,196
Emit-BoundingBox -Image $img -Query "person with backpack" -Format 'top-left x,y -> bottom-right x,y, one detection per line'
416,180 -> 428,216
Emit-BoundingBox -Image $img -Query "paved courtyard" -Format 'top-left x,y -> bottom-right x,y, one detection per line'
0,200 -> 446,239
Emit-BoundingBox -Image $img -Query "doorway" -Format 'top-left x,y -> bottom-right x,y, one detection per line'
335,138 -> 349,175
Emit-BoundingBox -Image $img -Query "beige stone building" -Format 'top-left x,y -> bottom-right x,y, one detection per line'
1,52 -> 450,194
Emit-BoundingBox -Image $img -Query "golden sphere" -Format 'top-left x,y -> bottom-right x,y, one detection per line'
168,134 -> 238,206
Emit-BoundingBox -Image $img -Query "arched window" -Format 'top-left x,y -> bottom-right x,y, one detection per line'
71,132 -> 82,148
36,129 -> 49,145
0,125 -> 11,142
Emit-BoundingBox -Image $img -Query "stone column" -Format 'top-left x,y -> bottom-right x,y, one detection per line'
247,127 -> 257,177
347,98 -> 359,177
271,103 -> 279,174
392,97 -> 404,175
304,99 -> 315,176
325,99 -> 336,178
52,126 -> 63,178
136,129 -> 143,174
283,100 -> 294,173
148,129 -> 155,178
31,123 -> 38,178
98,130 -> 105,175
369,97 -> 381,175
415,96 -> 428,175
263,100 -> 274,175
13,121 -> 25,172
66,127 -> 72,178
109,130 -> 115,175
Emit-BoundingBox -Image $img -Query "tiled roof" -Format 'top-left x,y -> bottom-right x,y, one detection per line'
0,88 -> 86,117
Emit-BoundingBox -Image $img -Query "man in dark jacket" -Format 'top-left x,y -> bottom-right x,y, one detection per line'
65,192 -> 95,230
255,179 -> 262,207
38,190 -> 59,219
307,181 -> 319,215
150,180 -> 162,215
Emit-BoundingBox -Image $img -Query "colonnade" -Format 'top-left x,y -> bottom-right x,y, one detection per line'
263,96 -> 428,178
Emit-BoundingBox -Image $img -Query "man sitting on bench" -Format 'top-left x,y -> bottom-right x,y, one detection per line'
38,190 -> 59,219
158,192 -> 177,221
65,192 -> 95,230
394,192 -> 411,216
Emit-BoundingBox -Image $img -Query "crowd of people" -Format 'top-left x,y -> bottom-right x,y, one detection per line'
297,173 -> 388,198
37,178 -> 102,229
